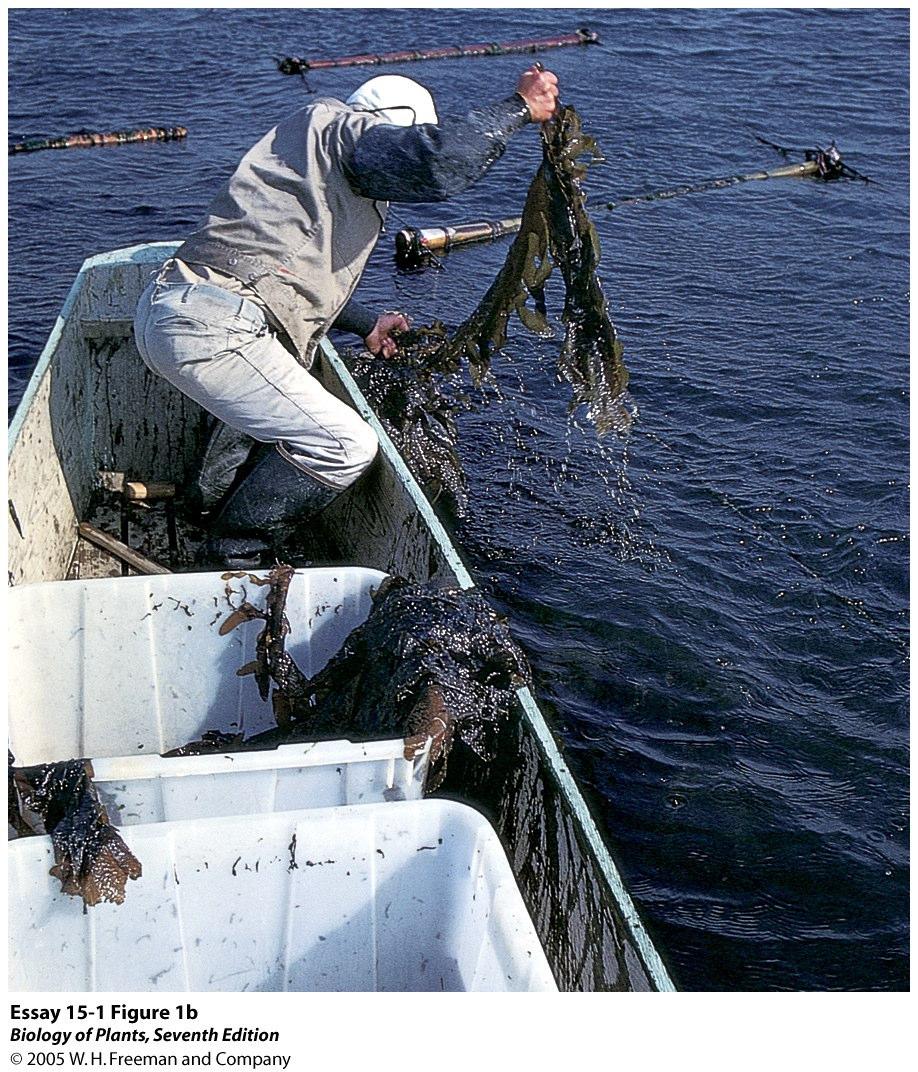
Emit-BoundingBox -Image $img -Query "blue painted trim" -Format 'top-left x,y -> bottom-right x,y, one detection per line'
83,241 -> 181,270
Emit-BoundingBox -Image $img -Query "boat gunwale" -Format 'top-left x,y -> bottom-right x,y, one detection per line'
7,241 -> 675,992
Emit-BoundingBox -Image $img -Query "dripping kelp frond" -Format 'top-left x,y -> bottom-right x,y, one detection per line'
349,105 -> 633,514
347,323 -> 469,518
448,103 -> 631,435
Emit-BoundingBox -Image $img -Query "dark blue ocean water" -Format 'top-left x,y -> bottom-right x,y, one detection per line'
7,8 -> 908,991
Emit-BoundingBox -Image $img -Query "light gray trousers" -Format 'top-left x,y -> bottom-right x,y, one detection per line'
133,275 -> 378,498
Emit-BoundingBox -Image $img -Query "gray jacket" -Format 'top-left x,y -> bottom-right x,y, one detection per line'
177,98 -> 387,363
178,95 -> 530,364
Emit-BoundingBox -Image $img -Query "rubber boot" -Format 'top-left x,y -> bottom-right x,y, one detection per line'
183,421 -> 259,521
198,444 -> 341,569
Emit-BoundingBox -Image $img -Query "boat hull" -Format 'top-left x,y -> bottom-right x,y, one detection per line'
7,242 -> 674,991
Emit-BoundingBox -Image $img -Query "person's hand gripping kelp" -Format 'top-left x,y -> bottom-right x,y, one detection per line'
516,63 -> 560,123
365,311 -> 410,358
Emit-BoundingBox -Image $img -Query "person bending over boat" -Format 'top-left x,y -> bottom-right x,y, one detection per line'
133,65 -> 560,567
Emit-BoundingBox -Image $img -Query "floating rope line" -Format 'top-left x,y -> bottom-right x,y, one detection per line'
753,133 -> 875,184
277,28 -> 598,76
394,142 -> 865,268
606,144 -> 858,210
9,126 -> 188,155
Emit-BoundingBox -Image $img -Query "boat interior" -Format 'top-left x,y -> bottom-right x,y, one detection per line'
8,244 -> 465,590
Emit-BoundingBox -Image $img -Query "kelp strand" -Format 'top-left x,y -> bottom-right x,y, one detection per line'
345,323 -> 469,517
12,760 -> 142,907
447,103 -> 631,434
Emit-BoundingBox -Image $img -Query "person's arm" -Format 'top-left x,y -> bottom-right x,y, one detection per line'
332,298 -> 409,358
332,297 -> 377,340
346,66 -> 559,204
348,96 -> 529,203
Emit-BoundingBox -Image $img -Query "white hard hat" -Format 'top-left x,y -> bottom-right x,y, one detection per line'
346,75 -> 439,127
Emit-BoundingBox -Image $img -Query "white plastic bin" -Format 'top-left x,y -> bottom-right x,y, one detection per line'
8,567 -> 429,819
7,567 -> 386,764
92,738 -> 430,825
8,799 -> 557,992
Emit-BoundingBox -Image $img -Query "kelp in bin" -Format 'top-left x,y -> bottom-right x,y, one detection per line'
285,575 -> 531,787
207,565 -> 531,789
345,323 -> 468,517
449,104 -> 631,434
163,565 -> 313,756
12,760 -> 142,907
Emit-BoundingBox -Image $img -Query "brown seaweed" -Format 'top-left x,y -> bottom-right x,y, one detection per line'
161,730 -> 243,758
448,136 -> 556,383
449,104 -> 631,434
13,760 -> 142,907
163,565 -> 311,756
291,575 -> 530,787
227,563 -> 314,727
198,565 -> 530,789
346,323 -> 469,517
546,108 -> 631,434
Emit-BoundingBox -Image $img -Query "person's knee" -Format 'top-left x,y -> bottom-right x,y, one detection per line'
342,417 -> 379,481
282,414 -> 378,491
358,418 -> 380,470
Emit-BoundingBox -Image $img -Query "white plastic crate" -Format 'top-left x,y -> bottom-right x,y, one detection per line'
8,799 -> 557,992
7,567 -> 387,765
92,738 -> 430,825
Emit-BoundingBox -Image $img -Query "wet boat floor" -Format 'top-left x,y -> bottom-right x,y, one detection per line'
69,489 -> 342,579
